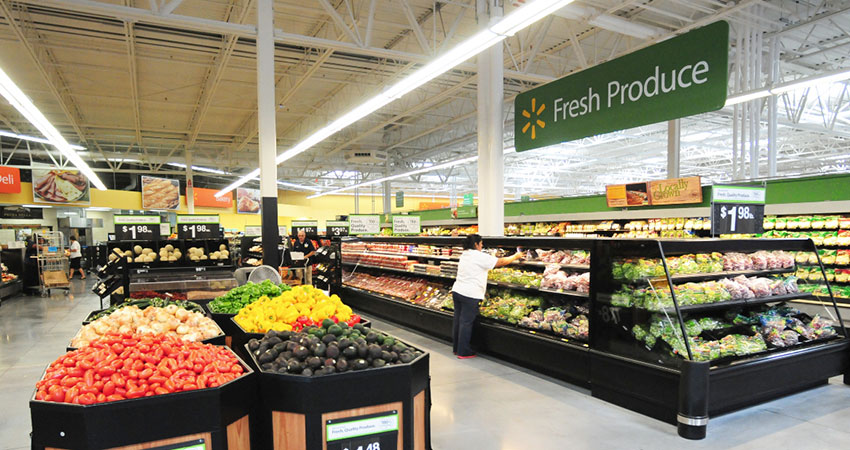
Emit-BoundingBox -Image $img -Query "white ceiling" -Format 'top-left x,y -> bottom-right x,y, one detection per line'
0,0 -> 847,199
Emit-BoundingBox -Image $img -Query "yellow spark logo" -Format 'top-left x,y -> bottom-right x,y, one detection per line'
521,98 -> 546,140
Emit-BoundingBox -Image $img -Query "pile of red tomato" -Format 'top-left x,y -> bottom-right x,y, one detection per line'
35,333 -> 244,405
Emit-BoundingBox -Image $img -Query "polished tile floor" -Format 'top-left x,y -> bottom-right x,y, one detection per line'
4,281 -> 850,449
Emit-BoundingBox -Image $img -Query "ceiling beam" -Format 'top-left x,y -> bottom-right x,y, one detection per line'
122,0 -> 142,146
317,0 -> 363,47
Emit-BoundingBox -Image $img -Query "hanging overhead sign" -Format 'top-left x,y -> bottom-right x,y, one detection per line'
0,166 -> 20,193
326,221 -> 350,237
32,169 -> 90,204
607,176 -> 702,207
463,193 -> 474,206
514,21 -> 729,152
114,215 -> 161,241
177,215 -> 220,239
392,215 -> 420,235
711,185 -> 766,235
141,176 -> 180,210
0,205 -> 42,219
193,187 -> 232,208
395,191 -> 404,208
292,220 -> 318,236
349,215 -> 380,235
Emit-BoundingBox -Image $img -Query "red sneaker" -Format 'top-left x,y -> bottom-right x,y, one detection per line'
457,354 -> 477,359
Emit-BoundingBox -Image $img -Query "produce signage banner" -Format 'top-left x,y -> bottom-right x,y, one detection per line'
236,188 -> 261,214
114,215 -> 161,241
455,205 -> 477,219
326,410 -> 399,450
648,176 -> 702,205
606,183 -> 649,207
326,220 -> 350,237
514,21 -> 729,152
141,176 -> 179,210
392,215 -> 420,235
463,193 -> 474,206
177,215 -> 220,239
292,220 -> 318,236
0,166 -> 20,193
192,186 -> 232,208
32,168 -> 90,204
711,185 -> 766,235
350,215 -> 381,235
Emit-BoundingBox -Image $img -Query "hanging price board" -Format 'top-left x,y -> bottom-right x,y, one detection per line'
292,220 -> 318,236
114,215 -> 161,241
392,215 -> 420,235
350,215 -> 380,235
326,220 -> 350,237
326,411 -> 398,450
177,215 -> 220,239
711,185 -> 766,235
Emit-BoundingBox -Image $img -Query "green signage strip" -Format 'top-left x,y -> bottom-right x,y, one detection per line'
114,214 -> 161,225
712,185 -> 766,204
326,413 -> 399,442
176,214 -> 219,224
463,193 -> 474,206
515,21 -> 729,152
455,205 -> 477,219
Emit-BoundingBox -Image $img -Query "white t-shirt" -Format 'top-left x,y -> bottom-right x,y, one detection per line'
452,249 -> 498,300
69,241 -> 81,259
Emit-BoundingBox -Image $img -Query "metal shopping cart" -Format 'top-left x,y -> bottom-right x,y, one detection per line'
36,231 -> 70,296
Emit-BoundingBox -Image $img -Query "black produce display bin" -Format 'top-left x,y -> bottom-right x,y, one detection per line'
335,235 -> 850,439
30,349 -> 256,450
245,342 -> 431,450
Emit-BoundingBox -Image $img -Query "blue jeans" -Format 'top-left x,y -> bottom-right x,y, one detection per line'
452,291 -> 479,356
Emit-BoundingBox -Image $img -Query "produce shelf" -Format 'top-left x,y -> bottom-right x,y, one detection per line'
626,292 -> 818,314
486,280 -> 590,299
512,260 -> 590,271
345,250 -> 459,260
619,267 -> 796,286
342,261 -> 454,281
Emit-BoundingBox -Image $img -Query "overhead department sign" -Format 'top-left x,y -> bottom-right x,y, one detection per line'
514,21 -> 729,152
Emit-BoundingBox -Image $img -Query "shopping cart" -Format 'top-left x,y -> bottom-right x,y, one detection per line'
36,231 -> 70,296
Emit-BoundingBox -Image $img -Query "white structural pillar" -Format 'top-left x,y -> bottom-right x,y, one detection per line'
382,181 -> 392,216
767,36 -> 778,177
476,0 -> 504,237
185,149 -> 195,214
667,119 -> 681,178
257,0 -> 280,267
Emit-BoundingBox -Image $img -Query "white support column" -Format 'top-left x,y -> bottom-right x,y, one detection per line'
185,149 -> 194,214
449,184 -> 457,209
768,36 -> 778,177
382,181 -> 391,215
257,0 -> 280,266
476,0 -> 503,237
667,119 -> 680,178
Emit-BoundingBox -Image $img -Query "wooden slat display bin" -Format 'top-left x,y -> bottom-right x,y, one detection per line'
246,341 -> 431,450
30,350 -> 256,450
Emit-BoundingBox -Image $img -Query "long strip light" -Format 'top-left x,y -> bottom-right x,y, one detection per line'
167,162 -> 228,175
0,67 -> 106,190
725,65 -> 850,106
0,130 -> 85,150
277,180 -> 322,192
216,0 -> 575,198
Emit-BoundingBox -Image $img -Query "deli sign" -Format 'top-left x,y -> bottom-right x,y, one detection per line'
0,166 -> 21,193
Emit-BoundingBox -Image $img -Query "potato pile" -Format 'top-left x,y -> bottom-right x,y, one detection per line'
209,243 -> 230,261
159,244 -> 182,262
187,246 -> 208,262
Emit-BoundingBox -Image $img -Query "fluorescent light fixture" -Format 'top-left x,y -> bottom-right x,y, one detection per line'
216,0 -> 574,198
86,207 -> 112,211
0,130 -> 85,150
725,66 -> 850,107
167,162 -> 228,175
277,180 -> 322,192
307,156 -> 479,199
0,67 -> 106,190
22,204 -> 51,208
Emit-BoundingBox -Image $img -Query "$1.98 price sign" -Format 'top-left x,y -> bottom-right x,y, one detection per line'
711,203 -> 764,235
117,224 -> 156,241
178,223 -> 217,239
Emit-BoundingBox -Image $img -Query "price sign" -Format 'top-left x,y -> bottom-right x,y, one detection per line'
350,215 -> 380,235
116,224 -> 157,241
292,220 -> 318,236
114,215 -> 161,241
179,223 -> 219,239
392,215 -> 420,235
327,220 -> 350,237
711,185 -> 766,235
326,411 -> 398,450
711,203 -> 765,235
245,226 -> 262,236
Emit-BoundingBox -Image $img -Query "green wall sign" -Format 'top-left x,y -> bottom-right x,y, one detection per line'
456,205 -> 477,219
515,21 -> 729,152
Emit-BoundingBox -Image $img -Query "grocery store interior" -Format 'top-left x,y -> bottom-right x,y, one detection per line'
1,0 -> 850,449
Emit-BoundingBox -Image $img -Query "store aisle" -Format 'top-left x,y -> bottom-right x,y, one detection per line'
4,287 -> 850,450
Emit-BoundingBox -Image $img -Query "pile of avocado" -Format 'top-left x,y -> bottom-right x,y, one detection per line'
248,318 -> 423,376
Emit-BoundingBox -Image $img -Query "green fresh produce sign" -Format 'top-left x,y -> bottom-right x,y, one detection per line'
463,193 -> 473,206
455,205 -> 477,219
514,21 -> 729,152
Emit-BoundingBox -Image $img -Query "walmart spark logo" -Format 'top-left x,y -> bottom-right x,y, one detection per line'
521,98 -> 546,140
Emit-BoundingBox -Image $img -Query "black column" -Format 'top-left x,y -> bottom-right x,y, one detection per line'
261,197 -> 280,268
677,360 -> 710,439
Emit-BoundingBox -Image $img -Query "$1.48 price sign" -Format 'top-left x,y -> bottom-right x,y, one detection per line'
178,223 -> 218,239
711,203 -> 764,235
116,224 -> 157,241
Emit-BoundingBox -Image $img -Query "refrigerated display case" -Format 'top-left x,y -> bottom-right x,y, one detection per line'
334,235 -> 850,439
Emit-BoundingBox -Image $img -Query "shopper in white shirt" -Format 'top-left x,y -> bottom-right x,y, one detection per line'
451,234 -> 523,358
68,235 -> 85,280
